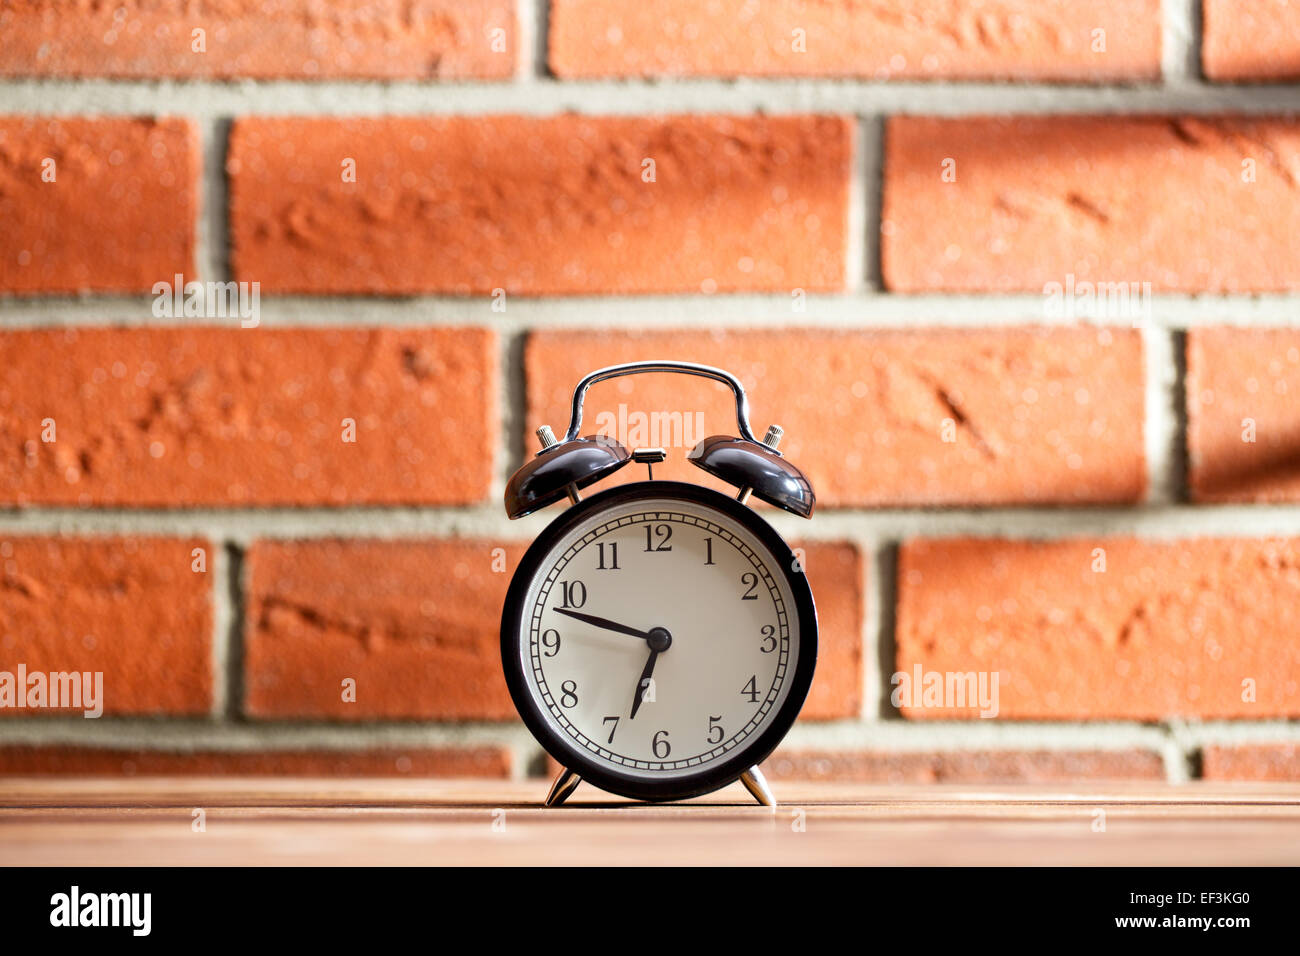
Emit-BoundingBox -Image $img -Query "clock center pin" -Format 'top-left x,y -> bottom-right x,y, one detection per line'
646,626 -> 672,652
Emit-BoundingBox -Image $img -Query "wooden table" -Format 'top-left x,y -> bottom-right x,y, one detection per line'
2,778 -> 1299,866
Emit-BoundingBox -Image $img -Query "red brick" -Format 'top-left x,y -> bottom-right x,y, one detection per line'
244,539 -> 861,721
551,0 -> 1160,81
0,327 -> 494,507
0,116 -> 196,294
1202,744 -> 1300,781
1186,329 -> 1300,503
762,748 -> 1164,782
1203,0 -> 1300,81
0,745 -> 510,777
789,543 -> 862,720
245,539 -> 524,721
525,328 -> 1144,507
883,116 -> 1300,293
0,537 -> 211,716
0,0 -> 516,80
896,537 -> 1300,720
227,115 -> 850,295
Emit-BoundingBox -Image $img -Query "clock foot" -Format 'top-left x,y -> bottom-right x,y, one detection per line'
740,765 -> 777,808
545,767 -> 582,807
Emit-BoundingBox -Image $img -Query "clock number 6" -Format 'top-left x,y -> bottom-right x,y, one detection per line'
652,729 -> 671,758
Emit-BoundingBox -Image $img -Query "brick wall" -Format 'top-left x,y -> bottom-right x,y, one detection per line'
2,0 -> 1299,786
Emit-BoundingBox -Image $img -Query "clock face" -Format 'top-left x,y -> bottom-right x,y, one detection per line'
502,482 -> 817,801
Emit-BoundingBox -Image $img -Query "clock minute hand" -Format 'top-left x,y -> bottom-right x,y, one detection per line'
552,607 -> 652,642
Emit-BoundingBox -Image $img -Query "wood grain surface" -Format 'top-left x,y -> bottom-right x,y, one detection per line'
2,778 -> 1299,866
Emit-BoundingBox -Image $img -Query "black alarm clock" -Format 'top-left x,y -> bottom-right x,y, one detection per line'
500,361 -> 818,807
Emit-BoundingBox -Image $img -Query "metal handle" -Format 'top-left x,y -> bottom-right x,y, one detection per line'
561,361 -> 759,444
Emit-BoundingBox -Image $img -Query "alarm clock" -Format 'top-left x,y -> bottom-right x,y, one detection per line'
501,361 -> 818,806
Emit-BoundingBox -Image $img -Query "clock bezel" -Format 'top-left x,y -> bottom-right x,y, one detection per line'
501,480 -> 818,803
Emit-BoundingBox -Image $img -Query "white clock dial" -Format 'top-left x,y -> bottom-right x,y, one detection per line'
517,495 -> 800,780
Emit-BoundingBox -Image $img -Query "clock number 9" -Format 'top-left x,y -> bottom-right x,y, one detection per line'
652,729 -> 671,758
541,628 -> 561,657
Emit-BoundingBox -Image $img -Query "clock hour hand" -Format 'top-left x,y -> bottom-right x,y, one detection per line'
629,627 -> 673,720
552,607 -> 651,642
629,648 -> 659,720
